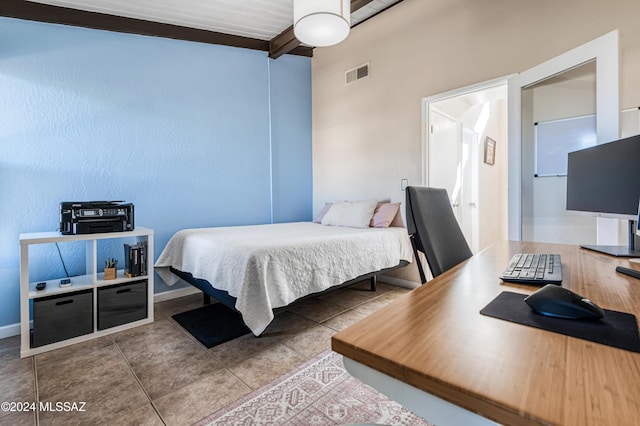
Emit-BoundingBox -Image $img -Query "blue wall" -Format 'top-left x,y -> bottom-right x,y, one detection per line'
0,18 -> 312,329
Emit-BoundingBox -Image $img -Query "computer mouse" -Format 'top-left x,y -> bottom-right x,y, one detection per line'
524,284 -> 604,319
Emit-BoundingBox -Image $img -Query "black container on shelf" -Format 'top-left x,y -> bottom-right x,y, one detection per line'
32,289 -> 93,348
98,280 -> 148,330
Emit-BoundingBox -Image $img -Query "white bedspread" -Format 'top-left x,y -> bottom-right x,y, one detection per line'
155,222 -> 412,335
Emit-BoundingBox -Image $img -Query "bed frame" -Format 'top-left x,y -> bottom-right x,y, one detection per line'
169,260 -> 409,313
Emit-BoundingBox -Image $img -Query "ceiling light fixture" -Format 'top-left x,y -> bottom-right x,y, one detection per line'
293,0 -> 351,47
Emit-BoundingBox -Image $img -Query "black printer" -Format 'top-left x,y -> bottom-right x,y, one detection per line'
60,201 -> 134,235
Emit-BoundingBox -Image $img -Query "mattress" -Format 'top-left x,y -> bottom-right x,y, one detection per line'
155,222 -> 412,335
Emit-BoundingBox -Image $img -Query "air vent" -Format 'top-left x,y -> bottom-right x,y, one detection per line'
345,63 -> 369,85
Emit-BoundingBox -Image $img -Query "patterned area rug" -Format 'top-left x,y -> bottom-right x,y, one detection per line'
195,350 -> 432,426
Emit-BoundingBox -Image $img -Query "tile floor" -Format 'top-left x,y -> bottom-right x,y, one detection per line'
0,281 -> 411,426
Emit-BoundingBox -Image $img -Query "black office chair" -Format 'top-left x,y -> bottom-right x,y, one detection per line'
406,186 -> 473,283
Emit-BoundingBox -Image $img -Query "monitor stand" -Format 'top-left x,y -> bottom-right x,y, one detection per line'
580,245 -> 640,257
581,220 -> 640,257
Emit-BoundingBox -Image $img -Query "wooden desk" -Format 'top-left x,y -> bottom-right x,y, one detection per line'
332,241 -> 640,426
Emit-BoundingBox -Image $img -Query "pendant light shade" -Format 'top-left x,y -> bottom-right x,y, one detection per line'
293,0 -> 351,47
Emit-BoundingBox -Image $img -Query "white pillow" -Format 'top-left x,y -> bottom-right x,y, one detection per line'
321,199 -> 378,228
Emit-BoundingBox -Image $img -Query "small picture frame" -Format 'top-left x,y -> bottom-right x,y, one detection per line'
484,137 -> 496,165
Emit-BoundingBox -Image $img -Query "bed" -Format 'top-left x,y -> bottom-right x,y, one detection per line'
155,221 -> 413,335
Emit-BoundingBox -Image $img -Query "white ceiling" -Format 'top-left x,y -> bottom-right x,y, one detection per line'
28,0 -> 401,41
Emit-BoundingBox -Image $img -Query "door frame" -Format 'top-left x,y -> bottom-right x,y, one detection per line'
422,76 -> 510,187
422,77 -> 508,253
507,30 -> 619,241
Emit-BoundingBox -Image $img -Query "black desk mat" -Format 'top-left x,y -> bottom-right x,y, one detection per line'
480,291 -> 640,353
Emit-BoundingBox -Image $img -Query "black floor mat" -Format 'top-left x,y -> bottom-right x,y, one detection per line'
172,303 -> 251,348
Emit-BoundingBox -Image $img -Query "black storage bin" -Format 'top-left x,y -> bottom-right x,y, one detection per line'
98,280 -> 147,330
32,289 -> 93,348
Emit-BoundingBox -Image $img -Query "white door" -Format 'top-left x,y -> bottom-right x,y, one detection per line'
461,126 -> 479,252
508,30 -> 620,242
428,108 -> 479,251
428,108 -> 462,222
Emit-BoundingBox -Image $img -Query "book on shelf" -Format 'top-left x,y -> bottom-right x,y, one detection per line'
124,242 -> 147,278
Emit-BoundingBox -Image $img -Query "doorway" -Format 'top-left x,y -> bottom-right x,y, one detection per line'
423,79 -> 508,253
508,31 -> 620,243
424,32 -> 619,250
520,62 -> 598,245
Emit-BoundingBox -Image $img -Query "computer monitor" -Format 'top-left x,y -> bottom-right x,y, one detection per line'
566,133 -> 640,257
637,200 -> 640,238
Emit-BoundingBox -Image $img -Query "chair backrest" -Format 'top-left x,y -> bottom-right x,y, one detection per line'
406,186 -> 473,280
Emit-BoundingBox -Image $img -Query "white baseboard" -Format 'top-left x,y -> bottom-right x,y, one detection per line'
153,286 -> 200,303
0,323 -> 21,340
0,287 -> 202,340
377,274 -> 421,289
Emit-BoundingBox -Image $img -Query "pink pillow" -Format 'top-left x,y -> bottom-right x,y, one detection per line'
313,203 -> 333,223
370,203 -> 400,228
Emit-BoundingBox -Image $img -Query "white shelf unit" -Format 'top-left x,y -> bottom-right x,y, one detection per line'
19,227 -> 154,358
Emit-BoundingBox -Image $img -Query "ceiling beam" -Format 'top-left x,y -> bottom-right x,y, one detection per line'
269,0 -> 375,60
1,0 -> 394,60
351,0 -> 377,12
0,0 -> 313,56
269,26 -> 299,60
